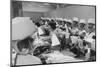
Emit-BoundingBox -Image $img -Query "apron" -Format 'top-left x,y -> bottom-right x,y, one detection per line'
38,27 -> 44,36
51,33 -> 60,46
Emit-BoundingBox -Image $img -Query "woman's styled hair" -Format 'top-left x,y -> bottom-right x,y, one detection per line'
17,37 -> 33,52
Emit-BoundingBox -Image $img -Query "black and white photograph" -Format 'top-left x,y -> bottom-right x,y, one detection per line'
11,0 -> 96,66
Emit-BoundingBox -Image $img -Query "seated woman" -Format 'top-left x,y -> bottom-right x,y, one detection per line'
15,37 -> 42,65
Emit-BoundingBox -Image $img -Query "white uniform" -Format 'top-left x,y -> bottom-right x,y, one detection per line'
78,30 -> 86,38
65,24 -> 70,38
77,30 -> 86,49
84,32 -> 95,50
71,27 -> 79,35
70,27 -> 79,44
51,33 -> 60,46
78,30 -> 86,35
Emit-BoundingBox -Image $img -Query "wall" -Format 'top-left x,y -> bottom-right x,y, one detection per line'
45,5 -> 95,20
22,1 -> 54,21
11,1 -> 23,18
22,1 -> 54,12
23,11 -> 44,21
23,11 -> 44,17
